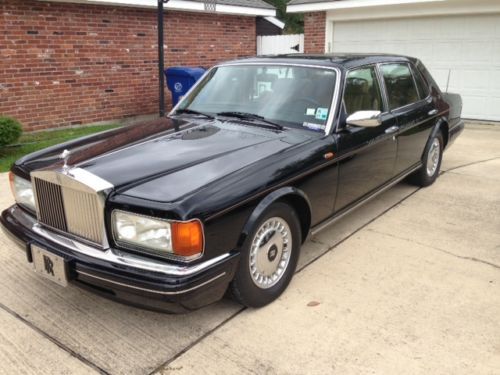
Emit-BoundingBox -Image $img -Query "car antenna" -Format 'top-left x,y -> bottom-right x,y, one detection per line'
445,69 -> 451,93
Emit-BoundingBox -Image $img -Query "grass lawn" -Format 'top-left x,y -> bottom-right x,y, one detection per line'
0,124 -> 120,172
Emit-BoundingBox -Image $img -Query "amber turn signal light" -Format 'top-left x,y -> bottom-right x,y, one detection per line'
172,221 -> 204,257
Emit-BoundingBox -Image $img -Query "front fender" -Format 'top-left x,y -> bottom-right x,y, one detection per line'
237,187 -> 312,247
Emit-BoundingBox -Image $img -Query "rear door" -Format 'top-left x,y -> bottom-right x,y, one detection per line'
379,63 -> 437,174
334,65 -> 398,212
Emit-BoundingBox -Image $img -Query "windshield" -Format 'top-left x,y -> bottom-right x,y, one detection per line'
176,65 -> 338,133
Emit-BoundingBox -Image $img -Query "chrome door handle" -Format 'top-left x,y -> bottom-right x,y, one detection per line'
385,126 -> 399,134
428,109 -> 438,116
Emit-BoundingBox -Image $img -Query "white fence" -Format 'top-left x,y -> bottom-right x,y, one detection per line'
257,34 -> 304,55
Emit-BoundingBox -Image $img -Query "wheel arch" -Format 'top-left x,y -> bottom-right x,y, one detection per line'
237,187 -> 312,248
435,117 -> 449,148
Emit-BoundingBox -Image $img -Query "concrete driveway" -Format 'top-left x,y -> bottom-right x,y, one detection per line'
0,124 -> 499,375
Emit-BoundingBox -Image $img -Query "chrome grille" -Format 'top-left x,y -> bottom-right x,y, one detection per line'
32,174 -> 105,246
33,178 -> 67,232
63,188 -> 102,243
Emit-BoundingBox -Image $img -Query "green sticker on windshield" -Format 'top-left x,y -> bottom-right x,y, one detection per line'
315,108 -> 328,121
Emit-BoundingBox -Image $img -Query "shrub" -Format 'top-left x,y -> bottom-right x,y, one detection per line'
0,116 -> 23,147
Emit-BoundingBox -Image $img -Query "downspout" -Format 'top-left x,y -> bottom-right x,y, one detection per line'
158,0 -> 169,117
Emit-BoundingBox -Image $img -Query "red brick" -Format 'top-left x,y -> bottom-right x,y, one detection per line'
303,12 -> 326,54
0,0 -> 257,132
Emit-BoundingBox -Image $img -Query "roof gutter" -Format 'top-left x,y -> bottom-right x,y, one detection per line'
39,0 -> 276,16
287,0 -> 446,13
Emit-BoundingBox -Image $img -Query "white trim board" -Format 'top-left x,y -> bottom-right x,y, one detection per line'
38,0 -> 276,16
288,0 -> 500,15
325,0 -> 500,21
287,0 -> 445,13
264,16 -> 285,29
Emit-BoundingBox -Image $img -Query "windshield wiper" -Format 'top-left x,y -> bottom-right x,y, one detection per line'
175,108 -> 214,119
216,111 -> 284,130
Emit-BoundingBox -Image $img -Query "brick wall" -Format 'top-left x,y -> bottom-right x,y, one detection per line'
303,12 -> 326,54
0,0 -> 256,132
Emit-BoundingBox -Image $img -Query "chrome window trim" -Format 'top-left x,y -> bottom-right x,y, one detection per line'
170,62 -> 342,136
111,209 -> 205,262
6,205 -> 229,277
408,62 -> 432,101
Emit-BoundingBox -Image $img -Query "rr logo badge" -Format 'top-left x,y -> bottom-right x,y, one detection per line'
43,255 -> 55,276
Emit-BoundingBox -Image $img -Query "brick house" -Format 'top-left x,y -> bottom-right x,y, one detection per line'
0,0 -> 275,132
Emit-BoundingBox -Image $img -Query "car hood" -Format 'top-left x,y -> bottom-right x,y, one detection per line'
18,116 -> 313,201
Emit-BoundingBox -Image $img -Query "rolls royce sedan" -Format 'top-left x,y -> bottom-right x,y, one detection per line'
1,54 -> 464,312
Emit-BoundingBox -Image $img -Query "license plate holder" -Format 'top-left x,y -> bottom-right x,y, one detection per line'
31,245 -> 68,287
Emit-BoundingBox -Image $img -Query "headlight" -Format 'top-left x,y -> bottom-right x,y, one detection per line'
9,172 -> 36,212
112,210 -> 204,258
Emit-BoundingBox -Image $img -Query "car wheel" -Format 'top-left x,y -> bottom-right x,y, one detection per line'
410,131 -> 444,187
230,202 -> 301,308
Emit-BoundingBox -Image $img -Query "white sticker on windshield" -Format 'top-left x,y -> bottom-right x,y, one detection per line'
305,108 -> 316,116
315,108 -> 329,121
303,122 -> 326,132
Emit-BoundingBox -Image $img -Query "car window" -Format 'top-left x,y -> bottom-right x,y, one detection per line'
380,63 -> 420,110
179,65 -> 338,132
410,64 -> 430,100
344,66 -> 384,115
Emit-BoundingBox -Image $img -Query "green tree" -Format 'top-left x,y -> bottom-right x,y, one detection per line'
265,0 -> 304,34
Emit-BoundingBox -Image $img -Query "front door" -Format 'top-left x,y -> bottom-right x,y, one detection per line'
334,65 -> 398,212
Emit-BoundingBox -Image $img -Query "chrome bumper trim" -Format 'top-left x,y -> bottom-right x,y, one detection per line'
6,206 -> 230,278
77,270 -> 227,295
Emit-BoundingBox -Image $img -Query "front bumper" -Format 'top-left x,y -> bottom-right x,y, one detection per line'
0,205 -> 239,313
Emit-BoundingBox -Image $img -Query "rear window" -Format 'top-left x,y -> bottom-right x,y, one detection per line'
380,63 -> 419,110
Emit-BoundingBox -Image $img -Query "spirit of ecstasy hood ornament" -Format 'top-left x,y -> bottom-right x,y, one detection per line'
60,149 -> 71,173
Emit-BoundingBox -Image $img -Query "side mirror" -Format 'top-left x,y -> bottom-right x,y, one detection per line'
346,111 -> 382,127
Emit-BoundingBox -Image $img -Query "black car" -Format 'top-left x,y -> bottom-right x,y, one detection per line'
1,54 -> 464,312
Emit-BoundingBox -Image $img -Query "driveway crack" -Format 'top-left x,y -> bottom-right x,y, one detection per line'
150,306 -> 246,375
367,228 -> 500,270
0,302 -> 110,375
441,156 -> 500,174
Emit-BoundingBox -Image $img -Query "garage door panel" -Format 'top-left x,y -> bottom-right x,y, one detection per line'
486,98 -> 500,119
465,15 -> 498,37
490,71 -> 500,94
462,96 -> 487,118
438,17 -> 467,39
408,18 -> 436,39
461,70 -> 489,92
332,14 -> 500,121
433,42 -> 461,64
460,41 -> 492,63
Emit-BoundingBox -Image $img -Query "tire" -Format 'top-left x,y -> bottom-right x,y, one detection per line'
409,131 -> 444,187
230,202 -> 301,308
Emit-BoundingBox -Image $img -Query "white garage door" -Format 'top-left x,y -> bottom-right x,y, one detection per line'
331,14 -> 500,121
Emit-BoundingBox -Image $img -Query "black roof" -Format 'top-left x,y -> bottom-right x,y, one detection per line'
222,53 -> 418,70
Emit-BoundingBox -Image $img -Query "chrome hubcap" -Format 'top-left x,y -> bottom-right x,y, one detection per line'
249,217 -> 292,289
426,138 -> 440,177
